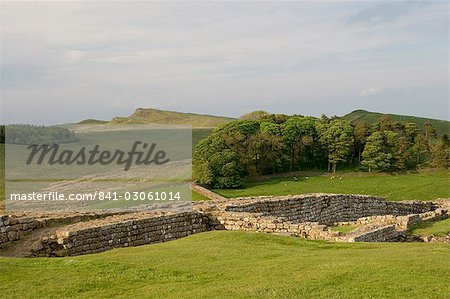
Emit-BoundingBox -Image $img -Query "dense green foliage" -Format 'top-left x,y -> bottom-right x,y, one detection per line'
0,231 -> 449,298
3,124 -> 78,145
194,112 -> 449,188
214,172 -> 450,201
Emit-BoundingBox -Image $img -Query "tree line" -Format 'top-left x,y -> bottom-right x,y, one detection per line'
193,113 -> 449,188
0,125 -> 78,145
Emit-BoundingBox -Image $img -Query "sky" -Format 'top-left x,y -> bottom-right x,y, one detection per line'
0,1 -> 448,125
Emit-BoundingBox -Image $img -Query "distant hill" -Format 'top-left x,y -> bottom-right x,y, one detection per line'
109,108 -> 235,127
78,119 -> 108,124
343,109 -> 449,136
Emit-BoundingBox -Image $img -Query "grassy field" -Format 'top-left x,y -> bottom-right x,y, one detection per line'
409,218 -> 450,237
214,172 -> 450,201
0,231 -> 449,298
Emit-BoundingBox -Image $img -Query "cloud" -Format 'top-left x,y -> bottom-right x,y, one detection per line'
346,1 -> 427,25
63,50 -> 85,64
0,2 -> 448,124
359,87 -> 382,97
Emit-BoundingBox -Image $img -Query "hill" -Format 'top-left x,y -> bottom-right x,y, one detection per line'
78,119 -> 108,124
343,109 -> 449,136
109,108 -> 235,127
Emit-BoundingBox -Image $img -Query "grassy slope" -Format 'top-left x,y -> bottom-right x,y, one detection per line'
110,108 -> 235,127
0,231 -> 449,299
409,218 -> 450,237
77,119 -> 109,124
343,109 -> 450,136
215,172 -> 450,201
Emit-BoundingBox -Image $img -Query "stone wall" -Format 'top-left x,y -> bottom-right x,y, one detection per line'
225,194 -> 437,225
209,211 -> 340,241
32,211 -> 210,257
1,194 -> 447,257
0,215 -> 42,245
348,225 -> 404,242
0,212 -> 130,247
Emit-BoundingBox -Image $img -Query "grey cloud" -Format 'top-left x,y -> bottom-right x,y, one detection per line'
346,1 -> 429,25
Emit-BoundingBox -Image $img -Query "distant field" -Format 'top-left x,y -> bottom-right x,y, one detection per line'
0,128 -> 213,210
0,231 -> 449,298
343,109 -> 450,136
215,172 -> 450,201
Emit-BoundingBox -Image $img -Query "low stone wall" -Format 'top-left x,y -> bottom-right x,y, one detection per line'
348,225 -> 404,242
0,215 -> 42,245
347,208 -> 448,230
32,211 -> 210,257
225,194 -> 436,225
0,212 -> 130,248
209,211 -> 340,241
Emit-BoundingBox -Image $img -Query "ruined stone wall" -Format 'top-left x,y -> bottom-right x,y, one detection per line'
225,194 -> 436,225
348,225 -> 404,242
0,212 -> 130,247
2,194 -> 447,257
34,211 -> 210,257
209,211 -> 340,241
0,215 -> 42,245
340,208 -> 448,230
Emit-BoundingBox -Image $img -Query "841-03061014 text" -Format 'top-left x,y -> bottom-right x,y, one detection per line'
8,191 -> 182,201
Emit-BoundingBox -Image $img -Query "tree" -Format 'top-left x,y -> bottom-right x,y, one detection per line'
193,136 -> 242,188
423,122 -> 437,142
430,136 -> 449,169
281,116 -> 317,172
318,119 -> 354,173
378,115 -> 395,132
239,110 -> 269,120
361,132 -> 392,172
393,136 -> 410,170
353,121 -> 370,162
404,122 -> 418,143
414,133 -> 430,166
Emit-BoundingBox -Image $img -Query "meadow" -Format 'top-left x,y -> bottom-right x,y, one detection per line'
0,231 -> 449,298
214,172 -> 450,201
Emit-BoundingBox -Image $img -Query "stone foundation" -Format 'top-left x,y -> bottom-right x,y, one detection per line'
1,194 -> 449,257
223,194 -> 437,225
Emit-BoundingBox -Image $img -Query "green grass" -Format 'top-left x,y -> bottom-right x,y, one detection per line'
330,226 -> 357,234
343,109 -> 450,136
0,231 -> 449,298
409,218 -> 450,237
214,172 -> 450,201
192,190 -> 210,201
